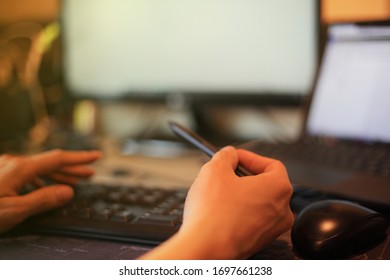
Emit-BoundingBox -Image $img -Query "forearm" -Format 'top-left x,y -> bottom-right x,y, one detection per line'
138,226 -> 236,260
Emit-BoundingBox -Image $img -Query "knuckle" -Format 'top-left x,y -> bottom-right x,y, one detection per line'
276,177 -> 293,197
273,159 -> 287,170
9,157 -> 26,169
48,149 -> 65,165
0,154 -> 15,160
284,181 -> 294,196
50,149 -> 63,157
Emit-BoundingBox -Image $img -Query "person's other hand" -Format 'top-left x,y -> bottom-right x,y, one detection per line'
0,149 -> 101,233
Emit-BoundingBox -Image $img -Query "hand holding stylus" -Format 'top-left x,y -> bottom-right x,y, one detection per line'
140,145 -> 294,259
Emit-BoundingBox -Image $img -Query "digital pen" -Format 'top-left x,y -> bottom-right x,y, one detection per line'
168,121 -> 253,177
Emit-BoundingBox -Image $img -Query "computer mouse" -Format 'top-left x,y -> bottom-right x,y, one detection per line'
291,199 -> 387,259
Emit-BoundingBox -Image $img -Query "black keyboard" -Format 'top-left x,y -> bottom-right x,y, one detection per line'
20,181 -> 388,245
255,141 -> 390,178
22,182 -> 188,245
20,182 -> 344,244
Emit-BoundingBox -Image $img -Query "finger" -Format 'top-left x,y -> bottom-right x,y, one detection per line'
46,164 -> 97,184
208,146 -> 239,174
18,185 -> 74,218
29,166 -> 96,188
29,150 -> 102,175
57,165 -> 96,177
0,197 -> 29,233
191,146 -> 238,189
46,173 -> 80,185
0,185 -> 74,233
237,149 -> 288,175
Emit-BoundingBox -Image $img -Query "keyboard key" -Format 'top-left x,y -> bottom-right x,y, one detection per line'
136,214 -> 181,227
93,208 -> 113,220
111,210 -> 135,223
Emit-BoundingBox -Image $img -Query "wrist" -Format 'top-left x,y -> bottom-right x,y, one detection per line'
173,222 -> 238,259
139,223 -> 238,260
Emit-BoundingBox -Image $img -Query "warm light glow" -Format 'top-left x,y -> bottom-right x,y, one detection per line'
320,220 -> 337,232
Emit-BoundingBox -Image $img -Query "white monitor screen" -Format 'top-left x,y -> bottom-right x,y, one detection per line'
307,24 -> 390,143
62,0 -> 317,98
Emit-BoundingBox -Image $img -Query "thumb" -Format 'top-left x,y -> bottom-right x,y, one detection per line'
19,185 -> 74,218
210,146 -> 239,172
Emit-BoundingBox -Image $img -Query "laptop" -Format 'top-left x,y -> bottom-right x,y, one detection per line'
243,21 -> 390,208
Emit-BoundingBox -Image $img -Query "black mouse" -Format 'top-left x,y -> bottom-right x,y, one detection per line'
291,199 -> 387,259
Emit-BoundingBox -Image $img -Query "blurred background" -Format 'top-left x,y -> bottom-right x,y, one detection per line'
1,0 -> 390,155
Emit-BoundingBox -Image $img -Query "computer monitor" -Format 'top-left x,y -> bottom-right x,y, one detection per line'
306,22 -> 390,144
60,0 -> 319,105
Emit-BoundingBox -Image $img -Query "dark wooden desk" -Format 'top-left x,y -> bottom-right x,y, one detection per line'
0,227 -> 389,260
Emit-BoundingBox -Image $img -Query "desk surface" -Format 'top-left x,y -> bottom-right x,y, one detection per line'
1,227 -> 389,260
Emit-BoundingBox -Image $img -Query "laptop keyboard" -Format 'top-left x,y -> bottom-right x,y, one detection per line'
255,141 -> 390,178
23,182 -> 187,245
